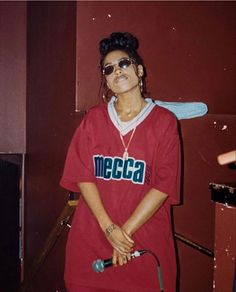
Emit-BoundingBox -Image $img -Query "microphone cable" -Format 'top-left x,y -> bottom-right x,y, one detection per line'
92,249 -> 164,291
139,249 -> 164,292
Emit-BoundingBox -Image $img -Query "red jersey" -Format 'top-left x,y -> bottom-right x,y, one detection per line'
60,101 -> 181,292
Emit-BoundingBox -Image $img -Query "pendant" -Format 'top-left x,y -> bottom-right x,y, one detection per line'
123,150 -> 129,160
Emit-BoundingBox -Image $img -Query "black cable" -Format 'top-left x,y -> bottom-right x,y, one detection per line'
140,249 -> 164,292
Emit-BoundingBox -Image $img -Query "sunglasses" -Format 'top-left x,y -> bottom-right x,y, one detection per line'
102,58 -> 135,76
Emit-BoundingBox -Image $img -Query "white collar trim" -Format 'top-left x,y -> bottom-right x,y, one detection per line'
108,96 -> 155,136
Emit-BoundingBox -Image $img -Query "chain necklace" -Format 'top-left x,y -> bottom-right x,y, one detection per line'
114,98 -> 146,160
119,127 -> 136,160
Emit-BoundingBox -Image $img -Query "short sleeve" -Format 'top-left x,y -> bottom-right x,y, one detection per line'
152,115 -> 181,205
60,117 -> 96,192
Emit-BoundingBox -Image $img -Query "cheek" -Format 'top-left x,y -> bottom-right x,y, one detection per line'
105,76 -> 113,89
105,74 -> 116,90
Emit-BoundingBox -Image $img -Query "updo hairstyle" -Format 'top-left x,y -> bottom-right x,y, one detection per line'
99,32 -> 144,69
98,32 -> 147,100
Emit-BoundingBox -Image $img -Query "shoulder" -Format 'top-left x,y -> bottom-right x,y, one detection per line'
79,102 -> 108,131
148,104 -> 179,136
87,102 -> 106,115
151,104 -> 177,123
81,102 -> 107,122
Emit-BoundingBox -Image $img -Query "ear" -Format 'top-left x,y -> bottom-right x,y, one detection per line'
137,65 -> 144,77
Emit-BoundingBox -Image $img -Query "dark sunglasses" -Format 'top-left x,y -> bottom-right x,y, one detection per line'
102,58 -> 135,76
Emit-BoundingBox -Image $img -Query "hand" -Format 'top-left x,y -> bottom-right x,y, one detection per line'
105,224 -> 134,255
112,249 -> 132,267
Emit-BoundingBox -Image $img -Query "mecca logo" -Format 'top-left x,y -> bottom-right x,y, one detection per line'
93,155 -> 146,184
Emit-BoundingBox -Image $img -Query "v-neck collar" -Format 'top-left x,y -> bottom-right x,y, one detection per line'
108,96 -> 155,136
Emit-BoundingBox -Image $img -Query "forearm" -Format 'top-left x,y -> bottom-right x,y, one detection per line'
78,182 -> 134,254
123,188 -> 167,236
78,182 -> 112,231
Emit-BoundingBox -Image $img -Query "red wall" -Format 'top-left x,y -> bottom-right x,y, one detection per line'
76,2 -> 236,113
25,2 -> 79,291
1,1 -> 235,291
0,2 -> 26,153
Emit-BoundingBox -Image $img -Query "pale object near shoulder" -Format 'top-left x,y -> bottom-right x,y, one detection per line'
145,98 -> 208,120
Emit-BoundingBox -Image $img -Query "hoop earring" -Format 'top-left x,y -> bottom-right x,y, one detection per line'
139,77 -> 144,93
102,92 -> 108,102
99,75 -> 110,102
102,85 -> 113,102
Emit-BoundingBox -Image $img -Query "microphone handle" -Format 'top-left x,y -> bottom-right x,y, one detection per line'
92,250 -> 146,273
103,258 -> 113,269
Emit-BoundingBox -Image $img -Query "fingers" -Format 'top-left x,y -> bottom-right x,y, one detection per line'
119,229 -> 135,251
113,245 -> 128,256
112,249 -> 118,266
113,241 -> 133,255
112,249 -> 132,267
126,252 -> 132,261
123,230 -> 134,244
106,227 -> 135,254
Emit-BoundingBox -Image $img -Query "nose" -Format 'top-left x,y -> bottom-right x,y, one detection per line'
113,64 -> 122,75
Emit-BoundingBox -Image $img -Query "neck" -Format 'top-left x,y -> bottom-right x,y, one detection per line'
114,90 -> 146,121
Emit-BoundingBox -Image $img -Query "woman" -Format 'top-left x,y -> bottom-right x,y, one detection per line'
60,32 -> 181,292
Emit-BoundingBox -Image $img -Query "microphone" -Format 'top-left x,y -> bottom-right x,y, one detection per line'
92,250 -> 146,273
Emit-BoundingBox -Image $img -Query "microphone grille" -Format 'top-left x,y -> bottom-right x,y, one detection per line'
92,259 -> 104,273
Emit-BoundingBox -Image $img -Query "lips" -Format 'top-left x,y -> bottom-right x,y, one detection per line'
114,75 -> 128,84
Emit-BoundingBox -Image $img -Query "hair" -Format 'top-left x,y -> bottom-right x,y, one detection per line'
99,32 -> 144,69
98,32 -> 147,101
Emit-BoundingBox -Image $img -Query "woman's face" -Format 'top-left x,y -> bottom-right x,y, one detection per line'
103,50 -> 143,96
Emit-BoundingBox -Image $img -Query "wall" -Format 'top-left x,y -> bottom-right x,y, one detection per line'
1,1 -> 235,291
75,2 -> 236,112
0,2 -> 26,290
0,2 -> 26,153
25,2 -> 78,291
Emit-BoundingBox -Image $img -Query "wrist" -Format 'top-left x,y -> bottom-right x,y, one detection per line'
97,215 -> 113,232
122,224 -> 134,236
104,223 -> 117,237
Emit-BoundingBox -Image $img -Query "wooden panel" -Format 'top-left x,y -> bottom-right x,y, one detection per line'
26,1 -> 79,276
176,240 -> 214,292
174,114 -> 236,250
213,203 -> 236,292
0,2 -> 26,153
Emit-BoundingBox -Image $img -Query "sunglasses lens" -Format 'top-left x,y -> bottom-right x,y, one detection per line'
119,59 -> 132,69
103,65 -> 114,75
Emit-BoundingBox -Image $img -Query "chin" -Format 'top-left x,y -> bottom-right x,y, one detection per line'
115,83 -> 138,93
116,86 -> 138,95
